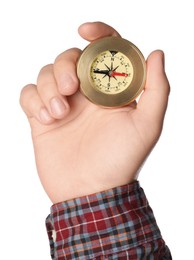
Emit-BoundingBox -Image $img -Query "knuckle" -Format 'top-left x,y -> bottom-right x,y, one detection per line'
38,64 -> 53,78
19,84 -> 32,105
19,84 -> 36,109
37,64 -> 54,84
54,48 -> 81,65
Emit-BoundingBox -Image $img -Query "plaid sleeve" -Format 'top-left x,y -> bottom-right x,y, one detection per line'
46,181 -> 172,259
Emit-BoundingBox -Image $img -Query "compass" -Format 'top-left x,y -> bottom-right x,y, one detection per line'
77,36 -> 146,108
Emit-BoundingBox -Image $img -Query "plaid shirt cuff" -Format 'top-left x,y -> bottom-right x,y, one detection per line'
46,181 -> 172,259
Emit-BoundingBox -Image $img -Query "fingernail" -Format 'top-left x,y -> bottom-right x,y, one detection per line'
50,97 -> 66,117
39,108 -> 53,123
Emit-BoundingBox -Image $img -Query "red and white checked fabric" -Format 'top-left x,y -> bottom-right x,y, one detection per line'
46,181 -> 172,259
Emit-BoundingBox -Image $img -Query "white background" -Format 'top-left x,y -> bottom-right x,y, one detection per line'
0,0 -> 193,259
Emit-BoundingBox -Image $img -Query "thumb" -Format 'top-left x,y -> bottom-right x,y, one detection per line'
137,50 -> 170,127
78,21 -> 121,41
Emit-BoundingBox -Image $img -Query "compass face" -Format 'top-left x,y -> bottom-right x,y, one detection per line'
90,50 -> 134,95
77,36 -> 146,108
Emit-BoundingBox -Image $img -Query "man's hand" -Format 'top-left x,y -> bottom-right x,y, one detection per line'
20,22 -> 170,203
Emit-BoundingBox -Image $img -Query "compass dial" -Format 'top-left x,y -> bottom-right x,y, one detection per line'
77,36 -> 146,108
90,50 -> 134,94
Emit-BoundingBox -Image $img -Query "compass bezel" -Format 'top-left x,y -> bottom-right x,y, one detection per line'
77,36 -> 146,108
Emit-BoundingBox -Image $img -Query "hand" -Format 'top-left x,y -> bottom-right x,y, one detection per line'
20,22 -> 170,203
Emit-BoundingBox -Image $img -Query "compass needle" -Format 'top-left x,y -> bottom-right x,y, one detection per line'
93,69 -> 109,76
111,71 -> 128,77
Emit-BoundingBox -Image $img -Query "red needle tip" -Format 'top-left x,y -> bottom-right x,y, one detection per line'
110,71 -> 128,77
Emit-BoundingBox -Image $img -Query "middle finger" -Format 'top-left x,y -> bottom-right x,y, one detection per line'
54,47 -> 81,96
37,64 -> 69,119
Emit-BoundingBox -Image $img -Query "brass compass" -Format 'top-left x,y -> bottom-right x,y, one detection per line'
77,36 -> 146,108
